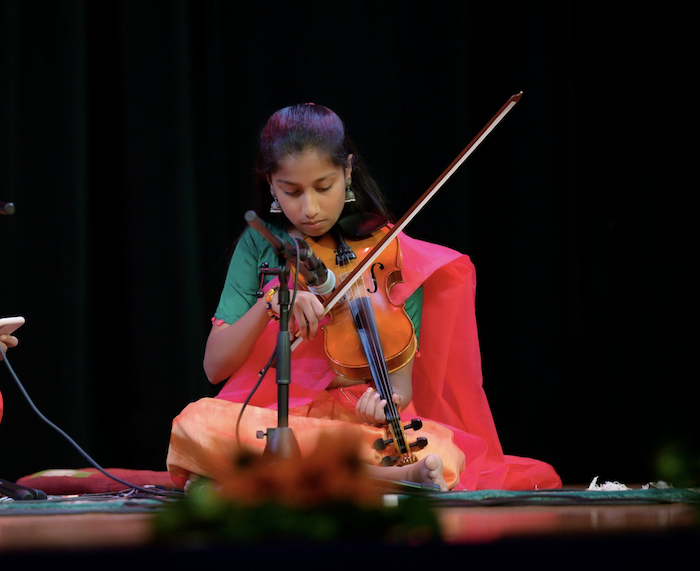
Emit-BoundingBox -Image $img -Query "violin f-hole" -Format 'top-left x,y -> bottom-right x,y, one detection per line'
367,262 -> 384,293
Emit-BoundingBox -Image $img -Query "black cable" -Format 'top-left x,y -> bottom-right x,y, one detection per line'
0,237 -> 305,498
0,345 -> 184,500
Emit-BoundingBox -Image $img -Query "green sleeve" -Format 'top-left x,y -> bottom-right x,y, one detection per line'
214,224 -> 423,345
404,284 -> 423,346
213,225 -> 292,324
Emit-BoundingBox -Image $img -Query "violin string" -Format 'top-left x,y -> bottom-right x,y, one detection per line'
360,304 -> 407,453
347,258 -> 403,440
349,268 -> 389,399
334,242 -> 408,458
349,292 -> 406,455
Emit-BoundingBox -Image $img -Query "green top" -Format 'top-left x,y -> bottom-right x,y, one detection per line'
214,223 -> 423,340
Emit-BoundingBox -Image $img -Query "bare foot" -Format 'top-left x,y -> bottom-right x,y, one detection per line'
184,473 -> 201,495
368,454 -> 448,491
405,454 -> 447,491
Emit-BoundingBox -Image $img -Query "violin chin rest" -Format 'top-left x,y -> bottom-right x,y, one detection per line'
337,212 -> 388,238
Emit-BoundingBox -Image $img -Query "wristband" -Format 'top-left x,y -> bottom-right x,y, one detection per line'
265,286 -> 280,322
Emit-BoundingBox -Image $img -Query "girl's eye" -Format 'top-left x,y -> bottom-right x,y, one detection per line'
283,183 -> 332,195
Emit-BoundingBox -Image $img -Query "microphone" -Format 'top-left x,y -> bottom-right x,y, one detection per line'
298,239 -> 336,296
1,202 -> 15,216
244,211 -> 336,296
0,478 -> 47,500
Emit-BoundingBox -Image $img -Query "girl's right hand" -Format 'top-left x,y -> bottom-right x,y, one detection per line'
273,290 -> 326,341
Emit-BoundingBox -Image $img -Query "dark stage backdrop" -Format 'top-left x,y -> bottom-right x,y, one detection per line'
0,1 -> 693,485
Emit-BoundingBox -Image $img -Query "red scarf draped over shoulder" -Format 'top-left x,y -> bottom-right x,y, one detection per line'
214,231 -> 561,491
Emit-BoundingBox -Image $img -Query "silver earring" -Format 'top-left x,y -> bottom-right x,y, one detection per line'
344,178 -> 356,203
269,186 -> 282,214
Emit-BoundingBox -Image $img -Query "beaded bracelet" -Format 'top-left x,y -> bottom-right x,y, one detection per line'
265,285 -> 280,322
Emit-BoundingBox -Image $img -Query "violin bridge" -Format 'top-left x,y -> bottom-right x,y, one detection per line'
335,271 -> 352,302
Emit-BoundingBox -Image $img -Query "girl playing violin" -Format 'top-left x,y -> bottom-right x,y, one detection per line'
166,103 -> 561,493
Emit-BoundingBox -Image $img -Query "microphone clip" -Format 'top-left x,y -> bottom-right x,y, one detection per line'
294,238 -> 336,296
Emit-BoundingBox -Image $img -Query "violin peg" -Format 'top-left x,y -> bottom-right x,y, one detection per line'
409,437 -> 428,451
381,456 -> 395,467
404,418 -> 423,431
373,437 -> 391,451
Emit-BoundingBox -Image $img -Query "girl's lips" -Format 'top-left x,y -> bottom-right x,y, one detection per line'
302,220 -> 325,233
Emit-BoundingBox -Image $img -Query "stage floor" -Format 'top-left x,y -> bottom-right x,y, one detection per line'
1,486 -> 698,565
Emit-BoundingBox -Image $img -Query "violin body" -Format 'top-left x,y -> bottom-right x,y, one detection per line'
296,222 -> 426,466
301,227 -> 417,381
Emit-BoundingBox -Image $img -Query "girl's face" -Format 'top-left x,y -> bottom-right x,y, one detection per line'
269,149 -> 351,237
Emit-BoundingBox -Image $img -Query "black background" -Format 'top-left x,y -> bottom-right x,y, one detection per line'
0,1 -> 694,486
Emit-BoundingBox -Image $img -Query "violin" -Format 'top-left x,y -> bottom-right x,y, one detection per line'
296,216 -> 427,467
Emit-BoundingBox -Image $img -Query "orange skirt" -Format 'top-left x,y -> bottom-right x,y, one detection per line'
167,391 -> 466,489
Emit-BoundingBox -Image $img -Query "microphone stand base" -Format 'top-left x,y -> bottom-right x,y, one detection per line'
262,427 -> 302,461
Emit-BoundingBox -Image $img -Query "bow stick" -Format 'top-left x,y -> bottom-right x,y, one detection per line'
290,91 -> 523,351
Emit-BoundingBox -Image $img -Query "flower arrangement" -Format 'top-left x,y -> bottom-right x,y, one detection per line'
154,429 -> 442,545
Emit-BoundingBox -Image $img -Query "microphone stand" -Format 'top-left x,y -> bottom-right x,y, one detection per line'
258,258 -> 301,460
245,211 -> 302,461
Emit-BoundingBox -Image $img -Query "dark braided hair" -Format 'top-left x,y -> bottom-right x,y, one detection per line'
251,103 -> 392,227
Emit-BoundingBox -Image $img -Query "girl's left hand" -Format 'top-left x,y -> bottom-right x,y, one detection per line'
355,386 -> 403,426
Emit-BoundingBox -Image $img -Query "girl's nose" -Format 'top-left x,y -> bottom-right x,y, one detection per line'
301,191 -> 320,218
